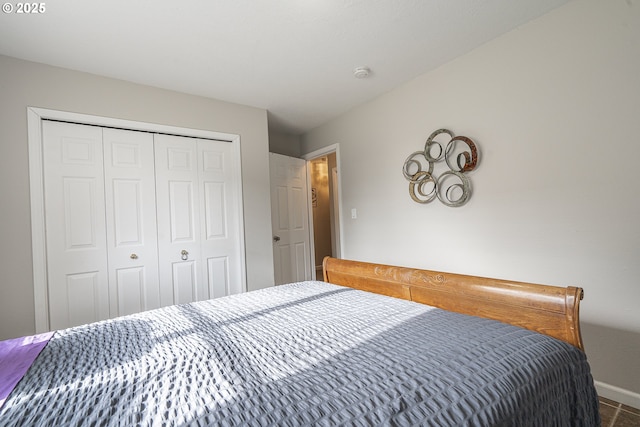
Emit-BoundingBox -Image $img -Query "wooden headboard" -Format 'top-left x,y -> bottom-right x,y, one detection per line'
322,257 -> 584,350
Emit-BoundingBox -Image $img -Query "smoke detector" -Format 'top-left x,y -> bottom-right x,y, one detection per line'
353,66 -> 371,79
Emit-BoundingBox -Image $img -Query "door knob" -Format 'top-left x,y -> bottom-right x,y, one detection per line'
130,253 -> 138,259
181,250 -> 189,260
273,235 -> 281,242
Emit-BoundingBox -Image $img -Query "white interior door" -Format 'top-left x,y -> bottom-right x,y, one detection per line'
155,135 -> 203,306
198,139 -> 245,298
103,128 -> 160,316
43,121 -> 110,329
269,153 -> 312,285
155,134 -> 244,305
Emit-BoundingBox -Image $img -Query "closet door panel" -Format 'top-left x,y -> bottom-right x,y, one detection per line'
103,128 -> 160,316
172,261 -> 198,305
207,256 -> 229,299
65,272 -> 102,327
155,134 -> 203,306
115,267 -> 146,316
203,182 -> 226,239
168,181 -> 196,241
64,178 -> 100,247
198,140 -> 244,297
43,121 -> 109,329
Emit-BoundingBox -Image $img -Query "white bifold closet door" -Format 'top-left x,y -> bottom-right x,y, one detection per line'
154,134 -> 244,307
103,128 -> 161,317
44,122 -> 111,329
43,121 -> 244,330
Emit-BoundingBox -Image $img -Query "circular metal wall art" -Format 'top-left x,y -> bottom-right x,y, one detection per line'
403,129 -> 479,207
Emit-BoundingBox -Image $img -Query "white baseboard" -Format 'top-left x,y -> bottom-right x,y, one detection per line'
595,380 -> 640,409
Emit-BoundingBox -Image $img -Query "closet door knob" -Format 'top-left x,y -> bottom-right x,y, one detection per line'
181,250 -> 189,260
130,254 -> 138,260
273,236 -> 281,242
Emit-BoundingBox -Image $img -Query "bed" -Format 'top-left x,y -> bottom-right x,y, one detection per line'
0,257 -> 599,426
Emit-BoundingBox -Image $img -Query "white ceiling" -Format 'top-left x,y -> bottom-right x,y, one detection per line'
0,0 -> 571,135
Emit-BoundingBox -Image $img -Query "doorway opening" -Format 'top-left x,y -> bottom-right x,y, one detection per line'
304,145 -> 342,279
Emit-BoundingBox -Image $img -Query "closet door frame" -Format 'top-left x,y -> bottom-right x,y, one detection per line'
27,107 -> 247,333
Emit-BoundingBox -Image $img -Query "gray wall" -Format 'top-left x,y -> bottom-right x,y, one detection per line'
269,130 -> 302,157
0,55 -> 275,340
302,0 -> 640,403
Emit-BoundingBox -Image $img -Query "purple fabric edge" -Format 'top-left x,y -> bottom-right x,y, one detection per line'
0,331 -> 55,409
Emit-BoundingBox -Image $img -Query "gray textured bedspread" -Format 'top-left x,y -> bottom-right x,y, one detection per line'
0,281 -> 599,426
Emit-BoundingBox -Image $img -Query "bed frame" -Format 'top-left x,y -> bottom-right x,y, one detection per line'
322,257 -> 584,350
